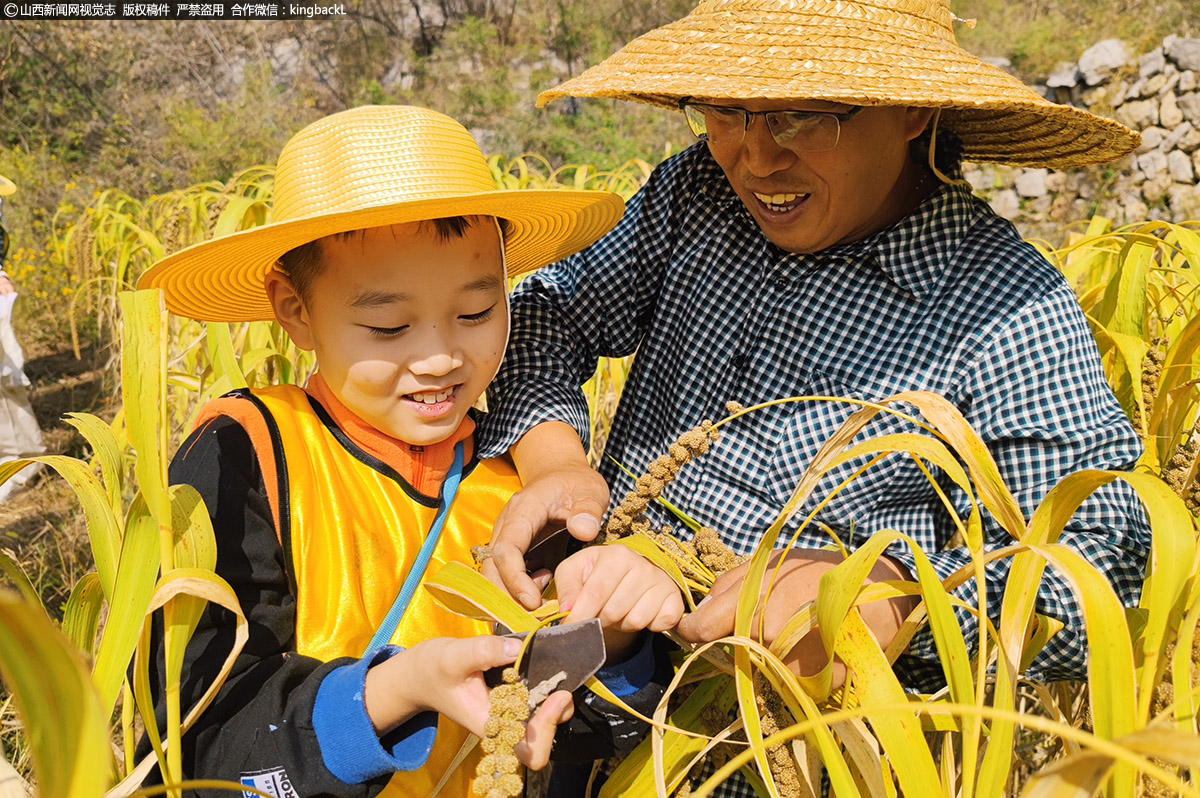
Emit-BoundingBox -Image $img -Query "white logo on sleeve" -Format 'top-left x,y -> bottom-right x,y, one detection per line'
240,767 -> 299,798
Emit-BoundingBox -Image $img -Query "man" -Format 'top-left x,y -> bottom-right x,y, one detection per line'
479,0 -> 1149,790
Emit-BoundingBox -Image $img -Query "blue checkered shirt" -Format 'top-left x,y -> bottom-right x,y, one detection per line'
479,142 -> 1150,794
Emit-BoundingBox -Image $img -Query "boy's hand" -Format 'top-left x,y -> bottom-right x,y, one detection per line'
555,544 -> 685,662
485,422 -> 610,610
363,636 -> 573,769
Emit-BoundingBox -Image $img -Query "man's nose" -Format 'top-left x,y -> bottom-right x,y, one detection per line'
741,116 -> 797,177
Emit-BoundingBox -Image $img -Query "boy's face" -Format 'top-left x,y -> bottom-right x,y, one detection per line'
281,220 -> 508,446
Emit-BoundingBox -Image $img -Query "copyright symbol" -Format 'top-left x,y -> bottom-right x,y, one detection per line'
2,4 -> 16,17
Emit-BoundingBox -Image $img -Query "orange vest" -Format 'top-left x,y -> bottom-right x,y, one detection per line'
204,385 -> 521,796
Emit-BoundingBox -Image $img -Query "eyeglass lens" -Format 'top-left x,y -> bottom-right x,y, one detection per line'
683,105 -> 844,152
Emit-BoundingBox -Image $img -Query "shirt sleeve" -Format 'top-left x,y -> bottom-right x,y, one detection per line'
886,284 -> 1151,687
477,152 -> 691,459
138,415 -> 432,796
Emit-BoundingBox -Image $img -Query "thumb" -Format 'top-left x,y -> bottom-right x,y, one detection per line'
565,509 -> 602,542
552,548 -> 595,613
675,587 -> 737,645
458,635 -> 522,676
564,474 -> 610,542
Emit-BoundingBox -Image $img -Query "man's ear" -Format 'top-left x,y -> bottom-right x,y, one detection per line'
264,269 -> 315,351
905,107 -> 938,142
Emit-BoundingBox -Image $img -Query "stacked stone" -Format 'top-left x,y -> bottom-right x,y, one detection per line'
963,35 -> 1200,241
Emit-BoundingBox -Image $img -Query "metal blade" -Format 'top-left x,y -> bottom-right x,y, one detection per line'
485,619 -> 607,694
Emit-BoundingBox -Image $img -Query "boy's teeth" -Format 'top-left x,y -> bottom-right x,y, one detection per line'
410,388 -> 453,404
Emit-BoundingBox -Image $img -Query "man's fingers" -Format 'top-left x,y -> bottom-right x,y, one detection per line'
676,583 -> 739,643
565,511 -> 601,541
514,690 -> 573,771
490,540 -> 542,609
564,471 -> 610,542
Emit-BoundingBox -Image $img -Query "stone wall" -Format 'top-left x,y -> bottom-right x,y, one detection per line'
966,36 -> 1200,241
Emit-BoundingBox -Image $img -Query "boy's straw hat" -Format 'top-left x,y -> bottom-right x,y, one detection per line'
537,0 -> 1139,169
0,175 -> 14,196
139,105 -> 625,322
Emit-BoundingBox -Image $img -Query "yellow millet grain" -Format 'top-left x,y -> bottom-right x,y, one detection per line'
754,673 -> 801,798
475,670 -> 532,797
605,421 -> 720,539
496,774 -> 523,794
692,527 -> 746,576
652,532 -> 711,583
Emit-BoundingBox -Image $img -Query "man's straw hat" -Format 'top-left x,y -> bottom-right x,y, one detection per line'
0,175 -> 15,197
537,0 -> 1140,168
140,105 -> 625,322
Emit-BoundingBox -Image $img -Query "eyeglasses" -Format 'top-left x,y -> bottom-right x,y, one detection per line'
679,100 -> 864,152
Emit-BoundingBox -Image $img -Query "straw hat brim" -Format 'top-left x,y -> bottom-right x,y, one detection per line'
139,189 -> 624,322
0,175 -> 14,197
536,8 -> 1139,168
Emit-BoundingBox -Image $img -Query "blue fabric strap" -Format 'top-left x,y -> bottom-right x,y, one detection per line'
364,441 -> 465,657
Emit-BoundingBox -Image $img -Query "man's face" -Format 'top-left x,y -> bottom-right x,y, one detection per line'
294,220 -> 508,446
704,100 -> 935,254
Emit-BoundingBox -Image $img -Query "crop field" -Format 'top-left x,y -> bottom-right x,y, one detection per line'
0,152 -> 1197,798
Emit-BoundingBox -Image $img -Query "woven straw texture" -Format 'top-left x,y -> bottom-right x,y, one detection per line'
537,0 -> 1139,168
139,106 -> 624,322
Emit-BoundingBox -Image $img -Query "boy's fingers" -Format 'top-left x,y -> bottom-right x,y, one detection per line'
515,691 -> 574,771
621,584 -> 684,633
562,558 -> 627,624
459,635 -> 521,675
531,569 -> 553,591
551,553 -> 586,614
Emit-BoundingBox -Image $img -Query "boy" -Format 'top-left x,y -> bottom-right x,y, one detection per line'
138,105 -> 681,797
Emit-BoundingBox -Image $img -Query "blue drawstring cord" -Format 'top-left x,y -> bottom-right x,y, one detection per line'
363,440 -> 465,657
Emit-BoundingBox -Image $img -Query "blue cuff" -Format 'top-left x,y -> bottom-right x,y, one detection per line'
594,632 -> 656,698
313,646 -> 440,784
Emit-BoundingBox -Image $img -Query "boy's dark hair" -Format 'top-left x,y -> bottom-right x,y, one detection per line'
277,215 -> 511,301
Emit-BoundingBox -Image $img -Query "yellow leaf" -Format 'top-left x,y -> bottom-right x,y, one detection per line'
0,589 -> 110,798
424,562 -> 539,633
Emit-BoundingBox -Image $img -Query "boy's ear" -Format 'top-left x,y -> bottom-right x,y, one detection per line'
264,269 -> 315,351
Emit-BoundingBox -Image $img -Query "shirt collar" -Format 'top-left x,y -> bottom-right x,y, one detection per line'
306,372 -> 475,497
694,143 -> 983,302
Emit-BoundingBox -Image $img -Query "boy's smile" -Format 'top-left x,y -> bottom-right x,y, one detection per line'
273,219 -> 508,446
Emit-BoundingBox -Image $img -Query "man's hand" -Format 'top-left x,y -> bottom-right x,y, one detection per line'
555,544 -> 686,662
675,549 -> 918,686
484,422 -> 610,609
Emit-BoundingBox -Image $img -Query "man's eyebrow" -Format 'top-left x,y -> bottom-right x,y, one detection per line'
350,289 -> 408,308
